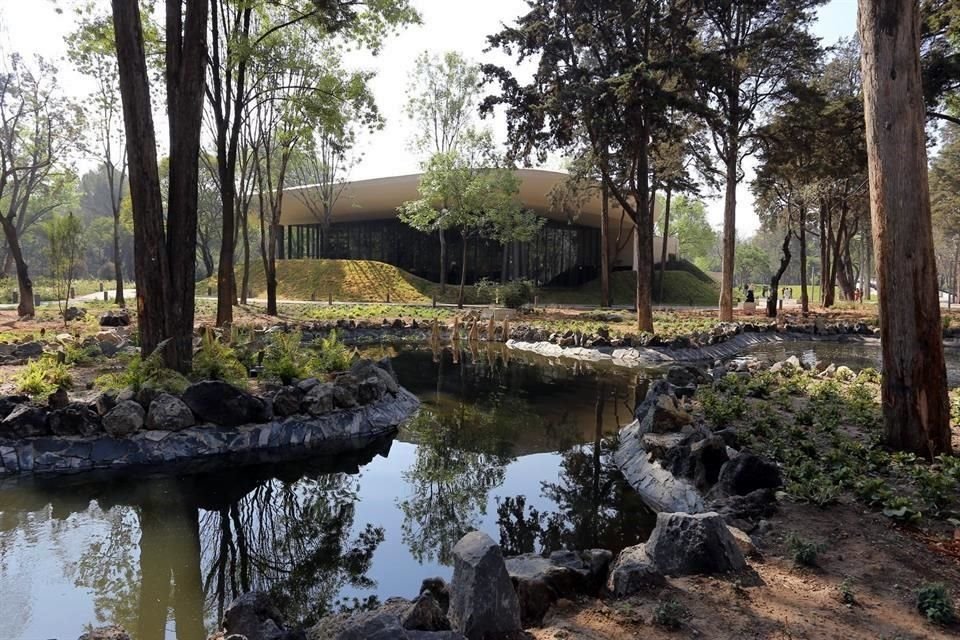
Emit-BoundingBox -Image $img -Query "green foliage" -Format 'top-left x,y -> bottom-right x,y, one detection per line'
191,332 -> 248,386
95,349 -> 188,394
501,280 -> 535,309
699,387 -> 746,427
44,211 -> 85,321
262,331 -> 311,385
652,599 -> 689,630
313,330 -> 353,374
15,357 -> 73,396
63,341 -> 100,366
785,532 -> 825,567
916,583 -> 955,625
881,495 -> 922,523
838,578 -> 856,605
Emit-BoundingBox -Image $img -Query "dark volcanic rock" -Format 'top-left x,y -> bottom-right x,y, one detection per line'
505,549 -> 612,626
1,404 -> 50,438
146,393 -> 195,431
223,591 -> 286,640
182,380 -> 267,426
48,402 -> 101,437
272,386 -> 304,417
448,531 -> 522,640
103,400 -> 145,437
99,309 -> 131,327
644,511 -> 746,575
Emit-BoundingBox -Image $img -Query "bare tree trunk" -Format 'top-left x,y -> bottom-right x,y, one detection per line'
657,187 -> 672,302
768,229 -> 792,317
799,208 -> 809,314
113,212 -> 125,306
439,227 -> 447,292
240,207 -> 250,304
600,181 -> 610,308
865,235 -> 873,300
719,129 -> 738,322
0,219 -> 34,317
859,0 -> 951,457
457,233 -> 467,309
635,131 -> 654,333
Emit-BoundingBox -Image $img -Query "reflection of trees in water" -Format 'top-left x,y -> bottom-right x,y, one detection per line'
199,472 -> 384,627
497,381 -> 653,556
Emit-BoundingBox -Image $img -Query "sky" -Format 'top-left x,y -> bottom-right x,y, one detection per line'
0,0 -> 861,236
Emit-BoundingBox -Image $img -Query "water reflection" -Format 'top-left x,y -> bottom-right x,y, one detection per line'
0,343 -> 656,639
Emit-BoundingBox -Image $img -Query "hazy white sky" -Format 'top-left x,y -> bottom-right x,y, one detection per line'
0,0 -> 860,236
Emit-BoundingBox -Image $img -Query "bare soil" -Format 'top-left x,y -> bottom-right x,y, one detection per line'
533,500 -> 960,639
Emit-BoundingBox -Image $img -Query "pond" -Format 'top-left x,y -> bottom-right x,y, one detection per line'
0,344 -> 655,640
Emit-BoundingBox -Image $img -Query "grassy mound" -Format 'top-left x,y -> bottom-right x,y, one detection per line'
538,270 -> 719,306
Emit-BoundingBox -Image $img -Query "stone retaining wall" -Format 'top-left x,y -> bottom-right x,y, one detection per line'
0,387 -> 419,477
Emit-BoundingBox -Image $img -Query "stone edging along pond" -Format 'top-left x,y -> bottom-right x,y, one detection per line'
0,360 -> 420,478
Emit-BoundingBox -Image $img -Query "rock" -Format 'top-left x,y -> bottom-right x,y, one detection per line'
834,365 -> 855,381
709,488 -> 778,524
633,379 -> 675,422
303,383 -> 334,416
448,531 -> 522,640
358,375 -> 386,404
420,577 -> 451,614
402,592 -> 451,632
710,453 -> 782,497
182,380 -> 267,426
103,400 -> 145,437
146,393 -> 195,431
606,545 -> 665,596
664,435 -> 729,491
78,626 -> 130,640
272,386 -> 304,417
666,365 -> 709,388
135,386 -> 160,409
505,550 -> 612,626
644,511 -> 746,575
639,393 -> 692,434
332,378 -> 359,409
223,591 -> 285,640
95,390 -> 118,416
99,309 -> 131,327
296,377 -> 320,392
0,404 -> 49,438
13,341 -> 43,358
727,525 -> 760,558
64,306 -> 86,321
48,402 -> 101,437
0,394 -> 28,420
47,387 -> 69,410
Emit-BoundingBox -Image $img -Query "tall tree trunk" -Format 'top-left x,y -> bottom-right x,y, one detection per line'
240,207 -> 250,304
768,228 -> 792,317
600,181 -> 610,308
0,219 -> 34,317
457,233 -> 467,309
113,211 -> 125,307
799,207 -> 809,314
859,0 -> 951,457
719,123 -> 739,322
865,234 -> 873,300
439,227 -> 447,292
635,130 -> 654,333
658,187 -> 672,302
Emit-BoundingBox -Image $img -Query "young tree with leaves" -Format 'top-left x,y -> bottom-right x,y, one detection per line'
45,212 -> 84,325
859,0 -> 952,457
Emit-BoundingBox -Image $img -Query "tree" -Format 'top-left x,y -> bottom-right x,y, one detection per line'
484,0 -> 706,332
931,128 -> 960,300
698,0 -> 823,321
67,3 -> 129,307
111,0 -> 208,372
734,239 -> 771,287
0,54 -> 78,318
859,0 -> 952,457
658,196 -> 717,268
399,130 -> 538,308
45,212 -> 84,325
405,51 -> 482,293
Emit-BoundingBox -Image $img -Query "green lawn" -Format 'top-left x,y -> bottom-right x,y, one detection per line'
538,270 -> 720,307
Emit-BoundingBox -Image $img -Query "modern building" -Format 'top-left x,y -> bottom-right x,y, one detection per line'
277,169 -> 678,287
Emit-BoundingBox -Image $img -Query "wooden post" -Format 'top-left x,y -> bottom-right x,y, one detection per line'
487,315 -> 495,342
502,317 -> 510,342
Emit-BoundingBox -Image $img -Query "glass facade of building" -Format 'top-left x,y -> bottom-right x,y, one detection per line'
280,218 -> 601,286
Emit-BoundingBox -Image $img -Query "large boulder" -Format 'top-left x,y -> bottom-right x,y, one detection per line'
505,550 -> 612,626
302,383 -> 334,416
448,531 -> 522,640
146,393 -> 195,431
0,394 -> 28,421
272,386 -> 304,417
639,394 -> 692,434
182,380 -> 267,426
13,341 -> 43,358
709,488 -> 779,528
710,452 -> 782,498
0,404 -> 50,439
644,511 -> 746,576
663,435 -> 730,491
402,592 -> 451,632
103,400 -> 145,437
99,309 -> 131,327
223,591 -> 285,640
606,545 -> 665,597
48,402 -> 102,437
666,364 -> 710,388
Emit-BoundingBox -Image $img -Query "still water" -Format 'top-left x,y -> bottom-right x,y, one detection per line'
0,344 -> 655,640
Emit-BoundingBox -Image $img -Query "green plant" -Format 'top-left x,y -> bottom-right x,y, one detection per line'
15,357 -> 73,396
916,582 -> 955,625
192,332 -> 248,386
881,495 -> 922,523
95,348 -> 189,394
652,599 -> 689,630
501,279 -> 535,309
63,342 -> 100,366
785,532 -> 826,567
700,388 -> 746,427
262,331 -> 311,384
312,329 -> 354,374
838,578 -> 856,605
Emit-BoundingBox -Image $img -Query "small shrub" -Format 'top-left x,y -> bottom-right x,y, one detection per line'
63,342 -> 99,366
700,388 -> 747,427
881,495 -> 922,523
15,357 -> 73,396
262,331 -> 310,384
838,578 -> 856,605
916,582 -> 955,625
652,599 -> 689,630
501,279 -> 535,309
312,329 -> 353,374
95,349 -> 189,394
785,532 -> 826,567
192,332 -> 248,386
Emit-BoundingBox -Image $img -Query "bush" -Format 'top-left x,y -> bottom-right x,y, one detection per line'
501,280 -> 535,309
192,332 -> 248,386
262,331 -> 310,384
917,582 -> 955,625
785,532 -> 826,567
652,599 -> 689,630
97,261 -> 116,280
312,329 -> 353,374
95,348 -> 189,394
15,357 -> 73,396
